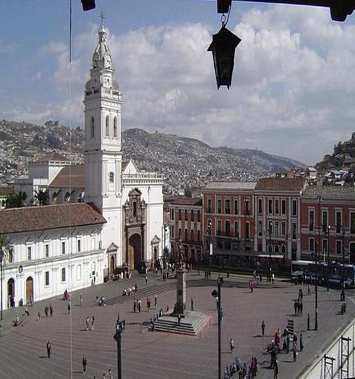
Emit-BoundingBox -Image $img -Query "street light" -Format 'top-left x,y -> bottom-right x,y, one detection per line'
113,315 -> 125,379
211,276 -> 223,379
0,247 -> 3,321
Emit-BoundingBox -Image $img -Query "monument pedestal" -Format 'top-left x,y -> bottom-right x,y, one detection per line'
175,267 -> 186,315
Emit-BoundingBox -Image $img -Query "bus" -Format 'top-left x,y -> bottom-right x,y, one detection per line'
291,260 -> 355,288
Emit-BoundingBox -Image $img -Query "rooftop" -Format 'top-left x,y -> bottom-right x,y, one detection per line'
0,203 -> 106,234
32,152 -> 69,164
168,197 -> 202,206
203,181 -> 256,191
255,177 -> 305,192
49,165 -> 85,189
302,185 -> 355,201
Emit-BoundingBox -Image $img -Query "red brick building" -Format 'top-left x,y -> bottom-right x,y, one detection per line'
202,182 -> 256,258
301,186 -> 355,263
254,177 -> 306,261
167,197 -> 203,262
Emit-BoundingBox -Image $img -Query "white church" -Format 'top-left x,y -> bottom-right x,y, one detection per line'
0,24 -> 164,311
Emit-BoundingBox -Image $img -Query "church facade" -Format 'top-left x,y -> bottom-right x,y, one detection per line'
0,24 -> 164,311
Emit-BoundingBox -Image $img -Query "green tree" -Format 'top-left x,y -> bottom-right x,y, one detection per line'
5,191 -> 27,208
34,189 -> 49,206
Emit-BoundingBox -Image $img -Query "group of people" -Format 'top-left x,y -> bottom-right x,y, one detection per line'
122,282 -> 138,296
294,288 -> 304,315
224,355 -> 258,379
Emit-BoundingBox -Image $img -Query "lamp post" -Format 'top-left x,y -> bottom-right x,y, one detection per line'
208,220 -> 213,265
0,247 -> 3,321
211,276 -> 223,379
113,314 -> 125,379
327,224 -> 331,291
341,226 -> 346,302
315,195 -> 321,331
268,222 -> 273,281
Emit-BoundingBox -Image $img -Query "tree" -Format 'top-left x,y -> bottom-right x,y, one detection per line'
34,189 -> 49,206
5,191 -> 27,208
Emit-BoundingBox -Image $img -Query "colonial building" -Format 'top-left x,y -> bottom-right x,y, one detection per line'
167,197 -> 203,263
254,177 -> 306,261
0,22 -> 164,311
300,185 -> 355,262
202,182 -> 256,258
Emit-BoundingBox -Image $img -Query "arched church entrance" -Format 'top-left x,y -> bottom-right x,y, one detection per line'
7,278 -> 15,308
26,276 -> 34,305
128,234 -> 142,271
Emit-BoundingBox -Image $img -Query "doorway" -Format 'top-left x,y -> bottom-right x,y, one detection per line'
128,234 -> 142,271
26,277 -> 33,305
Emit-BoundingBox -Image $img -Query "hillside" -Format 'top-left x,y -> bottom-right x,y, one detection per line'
0,120 -> 304,193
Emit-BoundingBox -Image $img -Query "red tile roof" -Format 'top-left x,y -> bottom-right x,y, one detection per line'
33,152 -> 69,163
49,165 -> 85,189
168,197 -> 202,206
0,203 -> 106,234
255,177 -> 305,191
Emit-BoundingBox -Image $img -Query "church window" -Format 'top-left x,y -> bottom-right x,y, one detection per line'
45,271 -> 50,286
105,115 -> 110,137
61,268 -> 66,282
27,246 -> 32,261
8,247 -> 13,263
62,241 -> 66,255
133,201 -> 137,217
109,172 -> 114,183
45,244 -> 49,258
77,239 -> 81,253
91,117 -> 95,138
113,117 -> 117,137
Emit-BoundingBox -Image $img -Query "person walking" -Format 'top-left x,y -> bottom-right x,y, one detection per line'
91,315 -> 95,330
273,360 -> 279,379
85,316 -> 90,331
107,369 -> 113,379
82,355 -> 87,374
145,275 -> 148,285
44,305 -> 49,317
300,332 -> 304,352
67,301 -> 71,315
147,297 -> 151,311
191,298 -> 194,311
261,320 -> 265,337
49,304 -> 53,317
293,340 -> 297,361
229,337 -> 235,353
46,341 -> 52,359
133,299 -> 137,313
154,295 -> 158,309
79,293 -> 83,306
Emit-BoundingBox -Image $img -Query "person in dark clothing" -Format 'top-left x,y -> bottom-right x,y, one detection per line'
82,355 -> 87,373
49,304 -> 53,316
300,332 -> 304,352
273,361 -> 278,379
261,320 -> 265,337
46,341 -> 52,359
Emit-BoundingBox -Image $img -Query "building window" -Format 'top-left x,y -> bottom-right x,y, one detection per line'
281,200 -> 286,215
105,115 -> 109,137
336,240 -> 342,255
225,199 -> 230,214
77,265 -> 82,280
245,222 -> 250,239
258,221 -> 262,237
207,199 -> 212,213
178,209 -> 181,221
274,222 -> 279,237
217,199 -> 222,214
61,268 -> 66,282
113,117 -> 117,137
281,222 -> 286,236
191,210 -> 194,222
8,247 -> 13,263
234,222 -> 239,238
184,229 -> 188,241
217,220 -> 222,235
190,229 -> 194,241
225,221 -> 230,236
275,200 -> 279,215
197,210 -> 201,222
309,238 -> 314,252
351,212 -> 355,234
197,230 -> 201,241
77,239 -> 81,253
309,209 -> 314,232
91,116 -> 95,138
335,211 -> 342,233
45,271 -> 50,286
245,200 -> 250,215
178,228 -> 181,239
292,223 -> 297,240
185,209 -> 188,221
133,201 -> 137,217
322,239 -> 328,254
45,244 -> 49,258
258,199 -> 262,214
62,241 -> 66,255
292,200 -> 297,217
170,209 -> 174,221
109,172 -> 114,183
268,199 -> 273,215
27,246 -> 32,261
234,199 -> 239,215
171,225 -> 174,239
322,210 -> 328,233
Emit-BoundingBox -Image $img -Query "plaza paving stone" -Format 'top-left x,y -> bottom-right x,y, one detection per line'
0,272 -> 354,379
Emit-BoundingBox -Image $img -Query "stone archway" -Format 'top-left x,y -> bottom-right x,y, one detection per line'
128,234 -> 142,271
7,278 -> 15,308
26,276 -> 34,305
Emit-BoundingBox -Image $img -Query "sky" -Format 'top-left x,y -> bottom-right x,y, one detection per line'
1,1 -> 355,164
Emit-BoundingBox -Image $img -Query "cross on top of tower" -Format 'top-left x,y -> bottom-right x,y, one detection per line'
100,11 -> 105,29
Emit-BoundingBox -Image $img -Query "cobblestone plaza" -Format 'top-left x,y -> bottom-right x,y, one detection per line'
0,272 -> 353,378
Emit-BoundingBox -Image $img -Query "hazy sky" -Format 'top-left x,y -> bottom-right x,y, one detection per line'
1,0 -> 355,164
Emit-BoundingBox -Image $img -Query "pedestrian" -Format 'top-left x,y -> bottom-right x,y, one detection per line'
300,332 -> 303,352
44,305 -> 49,317
85,317 -> 90,331
133,299 -> 137,313
154,295 -> 158,309
293,340 -> 297,361
147,297 -> 151,311
261,320 -> 265,337
107,369 -> 113,379
80,293 -> 83,306
165,304 -> 169,314
294,300 -> 297,315
82,355 -> 87,374
46,340 -> 52,359
229,337 -> 235,353
273,360 -> 278,379
91,315 -> 95,330
138,299 -> 142,313
49,304 -> 53,316
134,283 -> 138,293
272,273 -> 275,283
37,311 -> 41,321
145,274 -> 148,285
286,333 -> 290,354
102,372 -> 106,379
177,313 -> 181,325
191,298 -> 194,311
67,301 -> 71,315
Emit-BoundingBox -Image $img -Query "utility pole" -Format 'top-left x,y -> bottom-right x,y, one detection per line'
212,276 -> 223,379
